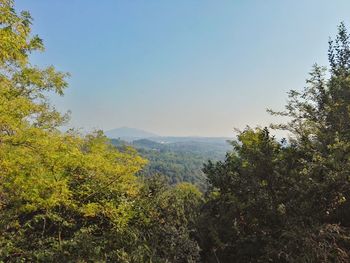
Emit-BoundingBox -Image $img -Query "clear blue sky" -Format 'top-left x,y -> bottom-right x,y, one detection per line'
16,0 -> 350,136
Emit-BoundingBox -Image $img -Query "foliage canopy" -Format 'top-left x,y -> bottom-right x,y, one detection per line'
3,0 -> 350,262
199,23 -> 350,262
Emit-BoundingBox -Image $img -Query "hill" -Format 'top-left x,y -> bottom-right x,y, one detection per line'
110,137 -> 232,189
105,127 -> 159,141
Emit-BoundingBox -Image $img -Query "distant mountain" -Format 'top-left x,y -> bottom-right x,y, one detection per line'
105,127 -> 159,141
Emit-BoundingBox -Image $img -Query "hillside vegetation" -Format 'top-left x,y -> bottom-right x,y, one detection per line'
2,1 -> 350,262
111,138 -> 231,189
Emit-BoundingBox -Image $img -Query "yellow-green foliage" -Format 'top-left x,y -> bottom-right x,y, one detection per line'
0,0 -> 151,260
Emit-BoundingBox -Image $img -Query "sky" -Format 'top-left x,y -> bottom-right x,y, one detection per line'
15,0 -> 350,137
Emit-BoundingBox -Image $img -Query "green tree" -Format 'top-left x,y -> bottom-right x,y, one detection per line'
133,175 -> 203,262
0,1 -> 147,261
199,23 -> 350,262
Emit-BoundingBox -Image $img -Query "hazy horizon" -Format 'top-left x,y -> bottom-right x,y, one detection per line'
16,0 -> 350,137
105,126 -> 234,138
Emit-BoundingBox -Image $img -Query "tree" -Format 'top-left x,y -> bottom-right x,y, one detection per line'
199,23 -> 350,262
133,175 -> 203,262
0,1 -> 147,261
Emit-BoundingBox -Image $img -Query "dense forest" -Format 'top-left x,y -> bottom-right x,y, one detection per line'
111,138 -> 230,189
2,0 -> 350,262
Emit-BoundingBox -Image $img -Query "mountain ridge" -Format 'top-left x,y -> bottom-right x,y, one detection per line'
105,127 -> 232,143
105,127 -> 159,141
